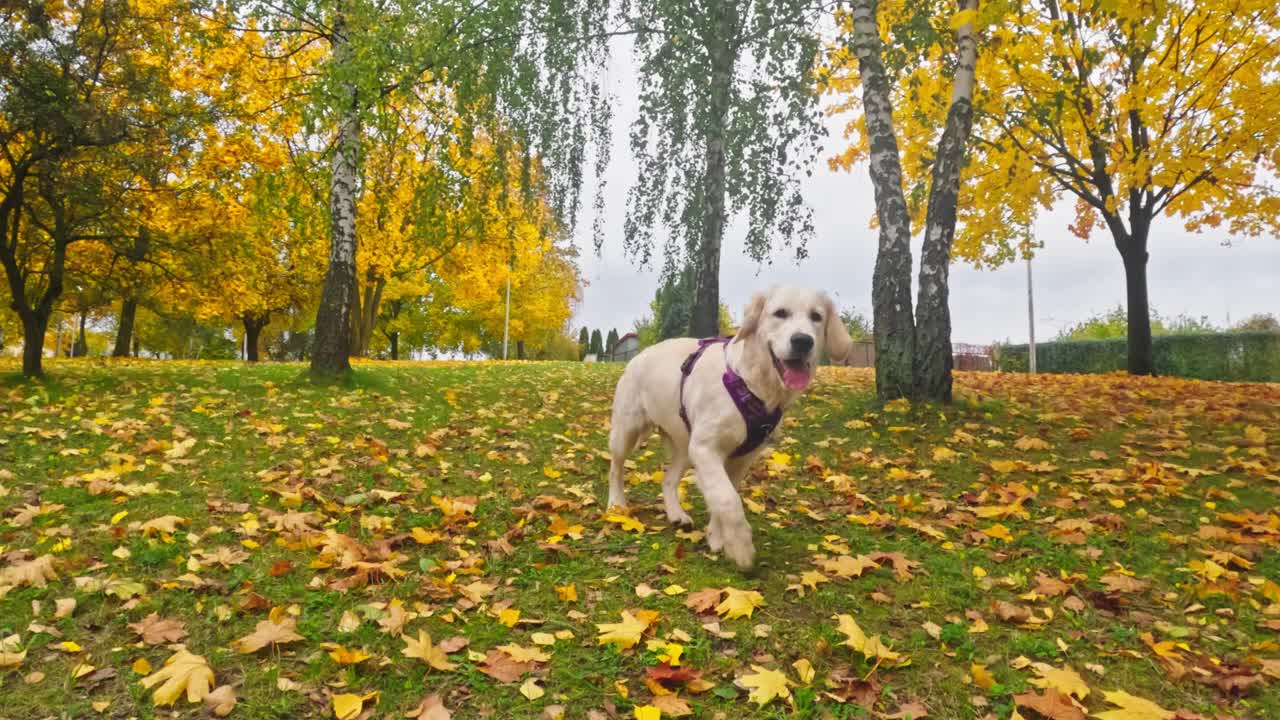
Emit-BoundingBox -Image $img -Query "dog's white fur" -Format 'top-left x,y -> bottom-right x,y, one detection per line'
605,286 -> 854,568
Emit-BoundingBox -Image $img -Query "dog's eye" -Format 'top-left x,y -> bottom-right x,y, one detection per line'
772,308 -> 790,319
810,311 -> 823,323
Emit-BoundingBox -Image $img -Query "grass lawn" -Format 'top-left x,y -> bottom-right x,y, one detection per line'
1,358 -> 1278,720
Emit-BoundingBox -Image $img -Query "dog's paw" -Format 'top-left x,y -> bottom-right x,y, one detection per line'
705,520 -> 723,552
721,519 -> 755,570
605,494 -> 627,512
666,506 -> 694,528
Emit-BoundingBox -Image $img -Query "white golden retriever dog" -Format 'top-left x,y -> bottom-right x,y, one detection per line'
605,286 -> 853,568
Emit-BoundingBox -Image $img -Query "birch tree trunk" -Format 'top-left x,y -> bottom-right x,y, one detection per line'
913,0 -> 978,402
689,10 -> 736,338
850,0 -> 916,401
310,48 -> 361,378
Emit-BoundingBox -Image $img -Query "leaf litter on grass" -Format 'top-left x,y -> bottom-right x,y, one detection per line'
0,360 -> 1277,717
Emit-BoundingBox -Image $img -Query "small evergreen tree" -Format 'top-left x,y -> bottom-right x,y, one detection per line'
589,329 -> 604,356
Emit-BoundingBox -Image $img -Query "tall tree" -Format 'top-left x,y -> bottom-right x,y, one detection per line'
0,0 -> 207,377
622,1 -> 826,337
235,1 -> 618,379
857,0 -> 1280,375
826,0 -> 980,401
578,326 -> 590,358
589,328 -> 604,357
605,328 -> 619,354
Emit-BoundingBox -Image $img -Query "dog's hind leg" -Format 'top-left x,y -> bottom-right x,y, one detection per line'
606,395 -> 646,510
660,434 -> 693,527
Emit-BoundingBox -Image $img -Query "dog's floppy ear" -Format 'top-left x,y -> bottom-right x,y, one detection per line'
823,294 -> 854,365
737,291 -> 767,338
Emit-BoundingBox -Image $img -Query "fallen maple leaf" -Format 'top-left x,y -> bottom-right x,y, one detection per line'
1015,436 -> 1052,451
138,649 -> 215,706
498,643 -> 551,663
1015,688 -> 1086,720
1029,663 -> 1090,699
684,587 -> 722,613
402,630 -> 457,671
327,645 -> 372,666
332,691 -> 378,720
1100,574 -> 1148,594
139,515 -> 187,536
993,600 -> 1034,624
129,613 -> 188,645
1092,690 -> 1174,720
405,693 -> 451,719
1034,574 -> 1072,597
0,634 -> 26,668
205,684 -> 237,717
596,610 -> 652,649
834,614 -> 903,665
231,615 -> 304,654
821,554 -> 879,579
647,662 -> 703,687
971,663 -> 996,690
883,701 -> 929,719
650,694 -> 693,717
54,598 -> 76,618
738,664 -> 792,707
604,512 -> 645,533
716,587 -> 765,620
0,555 -> 57,588
478,648 -> 532,683
519,677 -> 545,700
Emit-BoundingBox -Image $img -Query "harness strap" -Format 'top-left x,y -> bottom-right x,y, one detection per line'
678,337 -> 725,432
678,336 -> 782,458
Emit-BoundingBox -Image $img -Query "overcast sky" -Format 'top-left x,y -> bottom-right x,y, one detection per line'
568,44 -> 1278,346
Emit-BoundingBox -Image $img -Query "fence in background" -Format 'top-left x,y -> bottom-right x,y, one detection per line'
837,341 -> 994,371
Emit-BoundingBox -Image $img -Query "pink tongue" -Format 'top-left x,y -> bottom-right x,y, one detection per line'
782,365 -> 812,390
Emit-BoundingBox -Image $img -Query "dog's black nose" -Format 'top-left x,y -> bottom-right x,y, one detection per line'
790,333 -> 814,354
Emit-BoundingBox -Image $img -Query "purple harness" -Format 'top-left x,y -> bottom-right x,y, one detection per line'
678,337 -> 783,458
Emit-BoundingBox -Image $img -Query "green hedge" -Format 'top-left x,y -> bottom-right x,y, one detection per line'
995,332 -> 1280,382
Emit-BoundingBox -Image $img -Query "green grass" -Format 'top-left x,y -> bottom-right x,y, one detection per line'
1,358 -> 1278,719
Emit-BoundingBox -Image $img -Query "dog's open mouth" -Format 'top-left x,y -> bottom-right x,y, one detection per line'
770,347 -> 813,391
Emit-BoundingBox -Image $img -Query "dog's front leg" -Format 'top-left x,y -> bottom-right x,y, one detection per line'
690,442 -> 755,569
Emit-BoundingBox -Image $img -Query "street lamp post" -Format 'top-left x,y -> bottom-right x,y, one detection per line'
1027,253 -> 1036,374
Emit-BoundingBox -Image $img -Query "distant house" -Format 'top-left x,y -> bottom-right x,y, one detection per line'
609,333 -> 641,362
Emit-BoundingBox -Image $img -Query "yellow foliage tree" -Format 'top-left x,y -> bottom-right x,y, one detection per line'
828,0 -> 1280,375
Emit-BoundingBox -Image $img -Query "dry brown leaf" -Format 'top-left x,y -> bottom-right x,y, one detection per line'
1100,574 -> 1149,594
1013,688 -> 1086,720
405,693 -> 451,719
651,694 -> 694,717
128,614 -> 188,645
883,700 -> 929,719
993,600 -> 1034,624
231,616 -> 304,653
1,555 -> 57,588
684,588 -> 722,614
478,648 -> 532,683
204,685 -> 237,717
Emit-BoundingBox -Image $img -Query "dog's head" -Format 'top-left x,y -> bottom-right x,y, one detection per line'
737,286 -> 854,391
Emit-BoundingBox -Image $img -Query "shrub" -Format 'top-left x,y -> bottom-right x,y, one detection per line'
996,332 -> 1280,382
